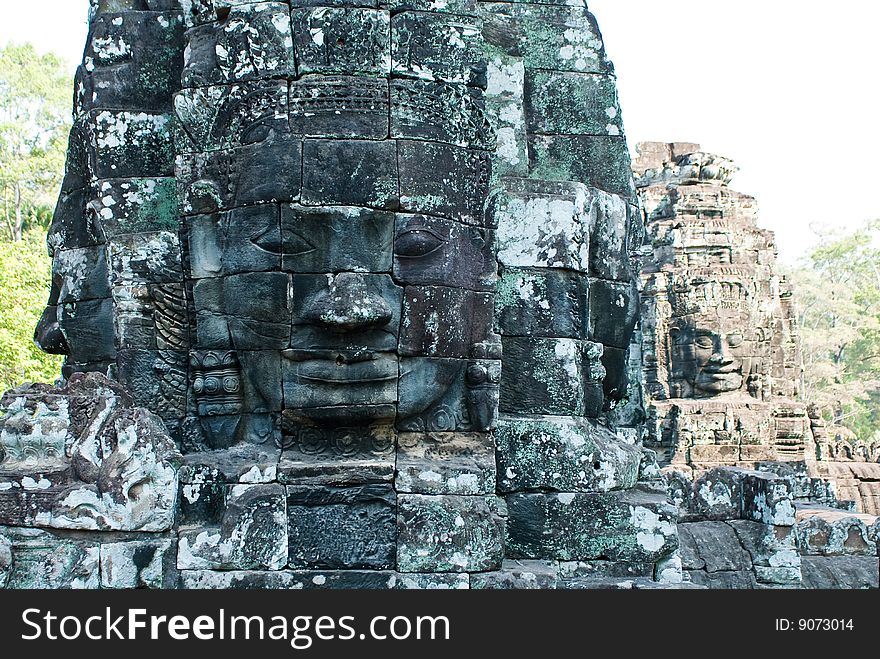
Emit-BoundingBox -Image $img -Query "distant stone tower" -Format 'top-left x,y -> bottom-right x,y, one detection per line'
635,142 -> 880,515
634,142 -> 810,467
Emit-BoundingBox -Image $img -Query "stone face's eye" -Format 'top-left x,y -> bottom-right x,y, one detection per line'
395,229 -> 445,258
727,332 -> 744,348
694,334 -> 714,349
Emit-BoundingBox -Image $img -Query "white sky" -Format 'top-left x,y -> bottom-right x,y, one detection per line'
2,0 -> 878,263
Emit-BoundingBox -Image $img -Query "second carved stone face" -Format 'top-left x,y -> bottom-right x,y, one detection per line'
672,309 -> 753,398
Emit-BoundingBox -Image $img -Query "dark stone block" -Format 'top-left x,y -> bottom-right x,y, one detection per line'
54,246 -> 110,303
678,522 -> 751,573
290,76 -> 389,139
81,11 -> 184,114
278,423 -> 396,486
800,556 -> 879,589
495,268 -> 586,338
283,352 -> 398,410
234,133 -> 303,206
686,569 -> 757,590
293,8 -> 391,76
301,139 -> 399,209
186,205 -> 282,278
601,345 -> 629,402
59,298 -> 116,363
390,12 -> 486,88
287,484 -> 397,569
116,349 -> 188,419
588,278 -> 638,349
528,134 -> 635,200
179,570 -> 396,589
393,214 -> 495,291
50,187 -> 102,251
391,79 -> 493,150
400,286 -> 494,358
470,561 -> 558,589
193,273 -> 292,349
282,205 -> 394,273
500,337 -> 597,416
397,357 -> 471,432
173,81 -> 290,154
398,140 -> 491,226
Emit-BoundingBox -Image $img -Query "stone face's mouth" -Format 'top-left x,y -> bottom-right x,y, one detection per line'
284,351 -> 398,386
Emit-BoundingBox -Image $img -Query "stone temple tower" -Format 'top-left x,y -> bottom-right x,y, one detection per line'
0,1 -> 680,589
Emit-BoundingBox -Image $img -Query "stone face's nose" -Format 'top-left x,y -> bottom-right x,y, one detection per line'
303,272 -> 393,332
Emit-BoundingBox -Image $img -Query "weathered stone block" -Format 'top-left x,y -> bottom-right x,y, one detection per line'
525,71 -> 622,137
394,572 -> 470,589
495,415 -> 641,493
92,178 -> 180,237
100,539 -> 176,589
500,338 -> 602,416
398,140 -> 491,225
80,10 -> 184,114
397,494 -> 505,572
505,487 -> 677,562
741,470 -> 795,527
182,2 -> 295,86
301,139 -> 399,209
687,467 -> 743,521
293,8 -> 391,76
400,286 -> 493,359
686,569 -> 756,590
287,484 -> 396,569
495,268 -> 587,339
797,513 -> 876,557
677,522 -> 751,573
290,75 -> 389,139
493,179 -> 590,271
87,110 -> 175,178
800,556 -> 879,589
59,297 -> 116,363
395,432 -> 495,495
528,134 -> 635,200
728,520 -> 800,571
480,3 -> 613,74
391,12 -> 485,87
282,205 -> 394,273
179,569 -> 396,589
54,246 -> 111,303
391,79 -> 493,150
0,527 -> 100,589
178,483 -> 288,570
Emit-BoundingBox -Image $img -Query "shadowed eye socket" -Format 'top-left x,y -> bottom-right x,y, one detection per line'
694,335 -> 714,349
395,228 -> 445,258
250,225 -> 284,255
727,332 -> 744,348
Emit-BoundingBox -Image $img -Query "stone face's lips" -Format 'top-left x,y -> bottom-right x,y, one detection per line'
287,353 -> 398,385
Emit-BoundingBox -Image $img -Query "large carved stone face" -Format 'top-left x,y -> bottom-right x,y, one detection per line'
671,309 -> 753,398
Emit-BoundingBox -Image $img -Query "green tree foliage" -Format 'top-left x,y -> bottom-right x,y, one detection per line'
788,219 -> 880,441
0,42 -> 71,241
0,227 -> 63,390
